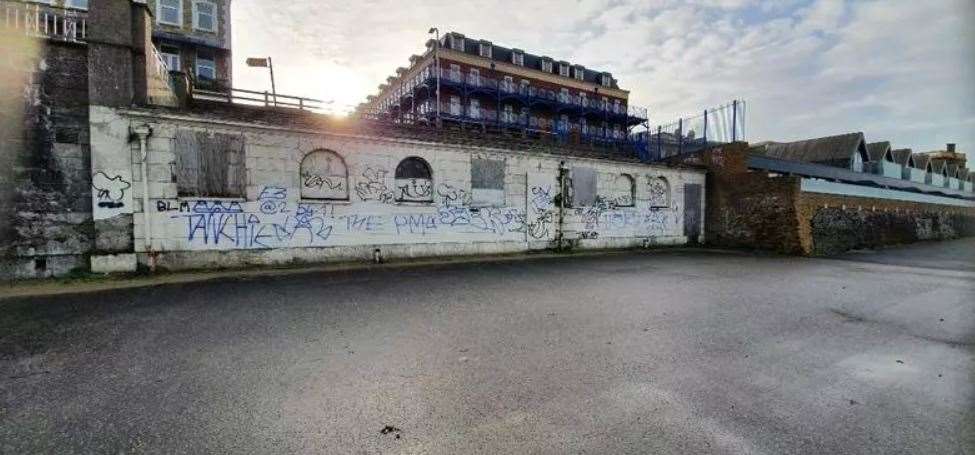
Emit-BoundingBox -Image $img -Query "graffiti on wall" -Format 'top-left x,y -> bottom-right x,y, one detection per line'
93,172 -> 131,209
354,167 -> 394,203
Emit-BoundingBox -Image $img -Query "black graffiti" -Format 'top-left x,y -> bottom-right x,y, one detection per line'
92,172 -> 131,209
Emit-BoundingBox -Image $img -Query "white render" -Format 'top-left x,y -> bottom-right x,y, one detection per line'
91,107 -> 706,271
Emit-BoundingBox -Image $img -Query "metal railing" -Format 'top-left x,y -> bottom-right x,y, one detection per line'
193,84 -> 324,111
1,1 -> 86,43
409,67 -> 647,120
644,99 -> 746,161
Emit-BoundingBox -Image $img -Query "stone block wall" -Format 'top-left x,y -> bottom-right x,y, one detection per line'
89,107 -> 705,272
796,194 -> 975,256
0,33 -> 93,279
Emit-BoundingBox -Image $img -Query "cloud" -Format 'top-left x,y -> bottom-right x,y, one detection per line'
233,0 -> 975,153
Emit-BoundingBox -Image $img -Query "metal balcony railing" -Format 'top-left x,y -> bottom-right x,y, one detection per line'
1,1 -> 86,43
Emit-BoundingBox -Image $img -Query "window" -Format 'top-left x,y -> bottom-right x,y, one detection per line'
471,158 -> 505,207
502,75 -> 513,92
574,66 -> 585,81
469,98 -> 480,119
580,117 -> 588,135
601,97 -> 609,111
158,0 -> 182,26
174,130 -> 245,198
502,104 -> 514,123
570,167 -> 596,207
601,74 -> 611,87
449,95 -> 461,116
160,45 -> 181,71
559,88 -> 569,103
579,92 -> 587,107
559,64 -> 569,77
394,157 -> 433,202
648,177 -> 670,208
559,114 -> 569,133
612,174 -> 635,207
479,43 -> 492,58
450,35 -> 465,51
512,52 -> 524,66
65,0 -> 88,10
300,150 -> 348,200
469,68 -> 480,86
196,53 -> 216,80
193,1 -> 217,32
541,60 -> 553,73
449,63 -> 461,82
613,99 -> 621,114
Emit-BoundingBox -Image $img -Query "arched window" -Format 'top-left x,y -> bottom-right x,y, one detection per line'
394,156 -> 433,202
648,176 -> 670,208
300,149 -> 348,200
612,174 -> 635,207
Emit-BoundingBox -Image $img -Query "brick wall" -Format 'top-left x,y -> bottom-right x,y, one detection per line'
675,143 -> 975,256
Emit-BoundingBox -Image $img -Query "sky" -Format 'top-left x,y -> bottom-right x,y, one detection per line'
232,0 -> 975,153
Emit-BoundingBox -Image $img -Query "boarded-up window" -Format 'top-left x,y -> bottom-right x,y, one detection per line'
471,158 -> 504,207
612,174 -> 635,207
300,150 -> 348,200
571,167 -> 596,207
174,130 -> 245,197
648,176 -> 670,208
394,156 -> 433,202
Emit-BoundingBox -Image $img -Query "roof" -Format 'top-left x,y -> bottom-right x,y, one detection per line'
754,132 -> 867,168
891,148 -> 914,166
440,32 -> 621,90
913,153 -> 931,170
929,159 -> 947,174
866,141 -> 891,162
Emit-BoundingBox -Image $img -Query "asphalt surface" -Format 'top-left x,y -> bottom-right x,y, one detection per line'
1,241 -> 973,454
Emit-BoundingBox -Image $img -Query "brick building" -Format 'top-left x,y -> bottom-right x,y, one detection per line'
146,0 -> 232,90
360,32 -> 648,147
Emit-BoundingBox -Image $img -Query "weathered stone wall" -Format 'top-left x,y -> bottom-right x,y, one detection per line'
88,107 -> 705,272
796,194 -> 975,256
673,143 -> 975,256
0,32 -> 93,279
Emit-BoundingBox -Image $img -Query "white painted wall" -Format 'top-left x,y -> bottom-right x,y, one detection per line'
90,108 -> 705,270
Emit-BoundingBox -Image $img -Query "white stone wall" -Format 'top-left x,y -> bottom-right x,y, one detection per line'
90,108 -> 705,271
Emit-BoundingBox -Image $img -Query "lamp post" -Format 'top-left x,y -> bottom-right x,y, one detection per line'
428,27 -> 441,127
246,56 -> 277,106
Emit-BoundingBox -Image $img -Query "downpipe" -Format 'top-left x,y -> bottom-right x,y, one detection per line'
556,161 -> 568,251
132,124 -> 156,272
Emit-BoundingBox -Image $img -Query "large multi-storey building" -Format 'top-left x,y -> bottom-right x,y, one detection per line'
146,0 -> 232,90
360,32 -> 648,144
16,1 -> 232,88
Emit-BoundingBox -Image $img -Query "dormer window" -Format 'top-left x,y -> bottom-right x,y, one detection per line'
479,42 -> 492,58
559,64 -> 570,77
574,66 -> 585,81
600,74 -> 611,87
512,51 -> 524,66
450,35 -> 465,51
541,60 -> 553,73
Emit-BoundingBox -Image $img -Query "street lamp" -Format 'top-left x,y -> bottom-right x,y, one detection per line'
246,56 -> 277,107
428,27 -> 440,127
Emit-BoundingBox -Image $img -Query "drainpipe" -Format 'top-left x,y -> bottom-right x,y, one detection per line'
557,161 -> 568,251
132,124 -> 155,271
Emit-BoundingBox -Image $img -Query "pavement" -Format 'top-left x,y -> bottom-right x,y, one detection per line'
1,240 -> 973,454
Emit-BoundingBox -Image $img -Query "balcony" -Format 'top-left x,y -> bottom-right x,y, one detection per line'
1,0 -> 87,43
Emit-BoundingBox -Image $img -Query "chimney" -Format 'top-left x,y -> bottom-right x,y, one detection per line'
947,143 -> 956,153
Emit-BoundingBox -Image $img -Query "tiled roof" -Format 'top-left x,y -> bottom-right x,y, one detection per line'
890,148 -> 914,166
866,141 -> 891,162
753,132 -> 867,168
